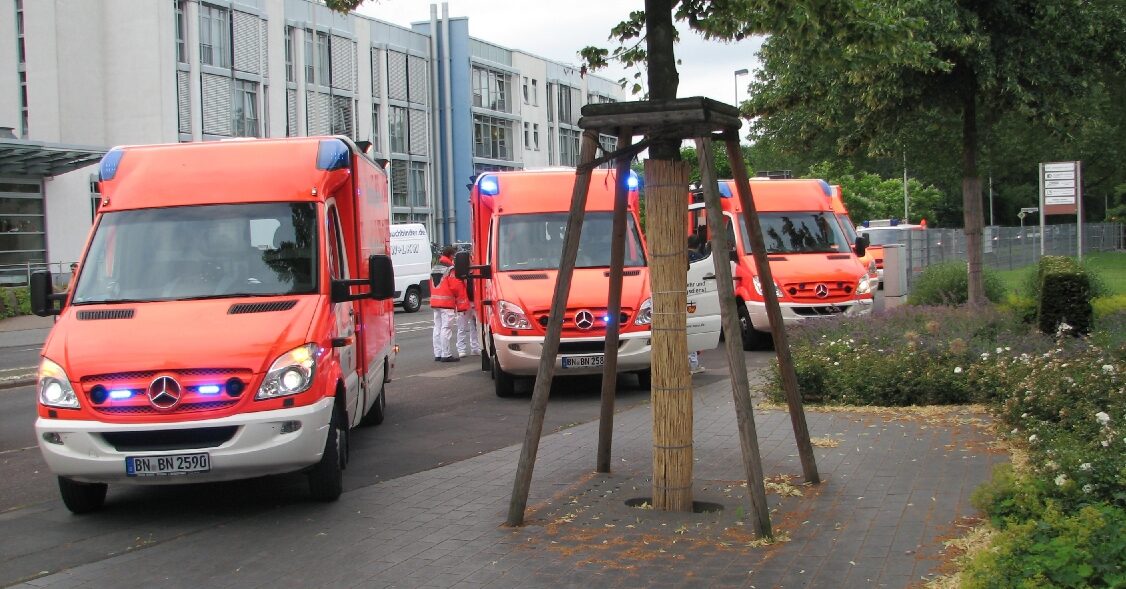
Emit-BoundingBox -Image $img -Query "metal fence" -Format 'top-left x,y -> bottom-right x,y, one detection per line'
892,222 -> 1124,287
0,261 -> 77,289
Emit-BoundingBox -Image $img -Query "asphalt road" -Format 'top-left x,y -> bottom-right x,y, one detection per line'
0,304 -> 746,586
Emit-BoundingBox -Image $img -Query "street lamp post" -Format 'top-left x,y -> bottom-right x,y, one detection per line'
734,68 -> 749,106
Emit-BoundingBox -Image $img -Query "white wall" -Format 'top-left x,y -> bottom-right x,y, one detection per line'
512,52 -> 548,169
0,3 -> 18,133
43,167 -> 96,265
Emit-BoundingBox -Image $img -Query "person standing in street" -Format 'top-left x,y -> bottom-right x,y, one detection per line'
456,272 -> 482,357
430,246 -> 464,362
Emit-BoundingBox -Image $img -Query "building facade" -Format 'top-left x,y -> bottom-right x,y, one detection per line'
0,0 -> 624,276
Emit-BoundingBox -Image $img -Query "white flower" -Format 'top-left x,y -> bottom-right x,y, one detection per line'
1080,462 -> 1092,471
1055,474 -> 1068,487
954,367 -> 963,374
1045,460 -> 1058,470
1096,412 -> 1111,426
1010,428 -> 1019,435
1103,365 -> 1115,374
1082,484 -> 1094,494
996,347 -> 1003,354
1102,440 -> 1111,448
833,361 -> 839,366
981,352 -> 990,360
1005,347 -> 1011,351
1028,434 -> 1039,443
1021,413 -> 1029,418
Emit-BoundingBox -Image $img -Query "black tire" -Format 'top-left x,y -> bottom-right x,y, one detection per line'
58,477 -> 107,514
480,351 -> 491,372
307,400 -> 346,501
493,356 -> 516,397
636,368 -> 652,390
736,301 -> 771,351
402,286 -> 422,313
359,379 -> 386,426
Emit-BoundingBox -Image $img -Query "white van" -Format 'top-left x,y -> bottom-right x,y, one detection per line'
390,223 -> 432,312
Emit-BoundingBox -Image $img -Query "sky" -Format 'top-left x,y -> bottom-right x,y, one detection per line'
356,0 -> 764,106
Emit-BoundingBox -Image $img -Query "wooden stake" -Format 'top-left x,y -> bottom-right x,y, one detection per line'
506,130 -> 601,526
597,129 -> 634,474
723,139 -> 820,485
646,158 -> 694,512
696,137 -> 772,537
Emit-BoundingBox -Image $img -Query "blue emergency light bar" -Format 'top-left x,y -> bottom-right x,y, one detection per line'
99,147 -> 125,181
316,139 -> 351,171
478,174 -> 500,196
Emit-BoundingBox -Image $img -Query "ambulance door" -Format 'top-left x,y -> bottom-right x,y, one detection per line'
685,203 -> 722,352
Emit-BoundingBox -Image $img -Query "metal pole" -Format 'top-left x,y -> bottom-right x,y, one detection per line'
507,130 -> 599,527
1077,161 -> 1083,261
596,129 -> 633,474
903,151 -> 909,220
989,175 -> 994,228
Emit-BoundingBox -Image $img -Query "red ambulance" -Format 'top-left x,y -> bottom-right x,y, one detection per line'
30,137 -> 397,513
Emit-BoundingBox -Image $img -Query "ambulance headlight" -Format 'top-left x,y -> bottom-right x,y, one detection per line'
752,276 -> 784,298
257,344 -> 318,399
38,358 -> 79,409
856,278 -> 873,295
498,300 -> 530,330
634,298 -> 652,326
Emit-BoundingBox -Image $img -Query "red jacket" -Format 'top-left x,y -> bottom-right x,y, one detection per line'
429,256 -> 465,310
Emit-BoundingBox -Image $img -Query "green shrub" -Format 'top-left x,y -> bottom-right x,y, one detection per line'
907,261 -> 1006,306
1092,294 -> 1126,318
1037,270 -> 1093,336
998,292 -> 1037,324
0,287 -> 31,318
1029,255 -> 1108,299
962,502 -> 1126,588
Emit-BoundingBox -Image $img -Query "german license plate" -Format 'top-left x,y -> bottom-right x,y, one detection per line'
561,355 -> 604,369
126,453 -> 211,476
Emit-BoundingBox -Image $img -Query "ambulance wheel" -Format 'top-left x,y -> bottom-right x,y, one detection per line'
636,369 -> 652,390
737,303 -> 768,351
308,401 -> 346,501
360,380 -> 386,426
494,361 -> 516,398
58,477 -> 107,514
402,286 -> 422,313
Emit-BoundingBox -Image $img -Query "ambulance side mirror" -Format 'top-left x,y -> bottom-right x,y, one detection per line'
30,271 -> 64,316
854,235 -> 869,258
368,255 -> 395,300
454,250 -> 491,280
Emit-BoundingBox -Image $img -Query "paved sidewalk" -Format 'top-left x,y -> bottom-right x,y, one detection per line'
11,375 -> 1005,588
0,315 -> 53,389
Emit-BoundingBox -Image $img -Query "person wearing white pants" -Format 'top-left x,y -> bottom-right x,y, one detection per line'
457,307 -> 481,357
429,246 -> 464,362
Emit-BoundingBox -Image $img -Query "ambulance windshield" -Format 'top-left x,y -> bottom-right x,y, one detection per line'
742,212 -> 851,254
497,212 -> 647,271
72,202 -> 318,303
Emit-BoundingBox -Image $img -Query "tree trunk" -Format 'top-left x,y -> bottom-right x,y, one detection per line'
643,0 -> 692,512
646,158 -> 693,512
961,80 -> 986,306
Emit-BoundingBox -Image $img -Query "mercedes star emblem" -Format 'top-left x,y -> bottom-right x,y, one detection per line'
814,284 -> 829,298
147,376 -> 183,410
574,310 -> 595,330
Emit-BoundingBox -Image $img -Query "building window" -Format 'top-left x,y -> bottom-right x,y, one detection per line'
471,67 -> 511,113
473,115 -> 513,161
522,77 -> 529,104
557,85 -> 574,124
523,122 -> 530,149
284,26 -> 295,83
533,123 -> 540,150
16,0 -> 27,137
199,4 -> 231,68
304,29 -> 315,84
18,71 -> 28,139
531,79 -> 538,106
546,83 -> 554,122
559,128 -> 580,167
232,80 -> 259,137
330,95 -> 353,137
390,159 -> 408,207
316,31 -> 331,86
370,103 -> 381,153
89,177 -> 101,221
0,179 -> 45,266
389,106 -> 407,153
175,1 -> 186,64
409,161 -> 428,208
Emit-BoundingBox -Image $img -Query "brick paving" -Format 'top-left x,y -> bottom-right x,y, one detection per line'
10,377 -> 1005,588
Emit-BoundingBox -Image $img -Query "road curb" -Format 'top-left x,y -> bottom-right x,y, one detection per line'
0,374 -> 35,390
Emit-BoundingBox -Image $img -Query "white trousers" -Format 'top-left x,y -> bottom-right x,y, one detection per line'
432,308 -> 457,358
457,308 -> 481,355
